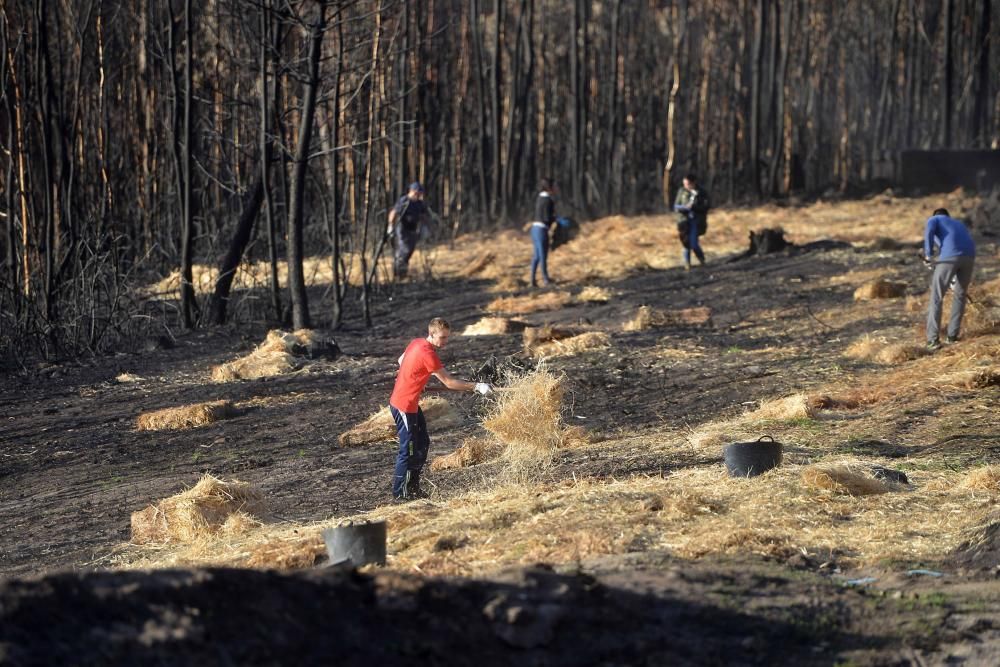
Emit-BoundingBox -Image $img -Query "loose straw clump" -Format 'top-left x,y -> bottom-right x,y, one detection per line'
136,400 -> 237,431
338,396 -> 459,447
959,465 -> 1000,492
211,329 -> 338,382
853,279 -> 907,300
801,465 -> 890,496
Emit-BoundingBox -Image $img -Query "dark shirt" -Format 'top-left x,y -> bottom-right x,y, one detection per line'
535,192 -> 556,225
393,195 -> 429,234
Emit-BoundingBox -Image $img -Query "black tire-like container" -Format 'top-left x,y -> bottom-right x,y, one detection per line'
723,436 -> 783,478
322,520 -> 387,567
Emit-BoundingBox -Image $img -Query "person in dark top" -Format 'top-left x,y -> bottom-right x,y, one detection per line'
530,178 -> 558,287
673,174 -> 710,270
923,208 -> 976,350
387,181 -> 430,279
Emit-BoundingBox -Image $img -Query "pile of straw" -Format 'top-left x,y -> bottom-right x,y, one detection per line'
338,396 -> 459,447
959,465 -> 1000,492
623,305 -> 712,331
136,400 -> 237,432
462,317 -> 526,336
245,534 -> 327,569
522,325 -> 576,349
853,279 -> 907,300
844,335 -> 883,360
116,373 -> 143,383
211,329 -> 339,382
485,291 -> 573,315
874,343 -> 929,365
530,332 -> 611,358
800,464 -> 890,496
429,437 -> 502,471
130,474 -> 265,545
577,286 -> 612,303
745,394 -> 817,422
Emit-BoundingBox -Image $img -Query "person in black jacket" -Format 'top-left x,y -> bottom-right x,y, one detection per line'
387,182 -> 430,279
673,174 -> 709,270
530,178 -> 558,287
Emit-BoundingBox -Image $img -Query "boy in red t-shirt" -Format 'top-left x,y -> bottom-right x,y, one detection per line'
389,318 -> 492,500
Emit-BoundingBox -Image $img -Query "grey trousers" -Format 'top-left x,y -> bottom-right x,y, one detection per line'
926,255 -> 975,343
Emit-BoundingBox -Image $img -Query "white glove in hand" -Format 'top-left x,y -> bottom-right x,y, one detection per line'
474,382 -> 492,396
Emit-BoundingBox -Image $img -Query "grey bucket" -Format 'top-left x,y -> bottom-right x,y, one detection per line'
322,520 -> 387,567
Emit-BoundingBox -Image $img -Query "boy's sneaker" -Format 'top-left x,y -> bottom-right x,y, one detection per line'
927,339 -> 941,351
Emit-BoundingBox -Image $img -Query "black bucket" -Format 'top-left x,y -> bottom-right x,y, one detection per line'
723,436 -> 783,478
322,519 -> 387,567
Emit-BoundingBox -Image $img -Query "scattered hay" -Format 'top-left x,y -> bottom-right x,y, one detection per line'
844,335 -> 882,360
577,285 -> 612,303
245,533 -> 327,569
801,465 -> 890,496
135,400 -> 237,432
485,291 -> 573,314
531,332 -> 612,358
429,437 -> 502,471
462,317 -> 526,336
130,474 -> 266,545
522,325 -> 576,348
959,466 -> 1000,492
853,279 -> 907,300
458,251 -> 496,277
338,396 -> 459,447
483,369 -> 565,468
115,373 -> 143,383
875,343 -> 928,365
623,305 -> 712,331
211,329 -> 338,382
745,394 -> 816,422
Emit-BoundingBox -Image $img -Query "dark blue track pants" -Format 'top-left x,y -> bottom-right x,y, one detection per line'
389,405 -> 429,498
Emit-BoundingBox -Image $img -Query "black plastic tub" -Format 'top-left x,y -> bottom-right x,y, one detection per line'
723,436 -> 783,478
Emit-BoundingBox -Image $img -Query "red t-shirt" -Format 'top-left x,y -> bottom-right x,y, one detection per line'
389,338 -> 443,413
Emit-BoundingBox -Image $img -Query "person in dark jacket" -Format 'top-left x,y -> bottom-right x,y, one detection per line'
923,208 -> 976,350
530,178 -> 558,287
673,174 -> 709,270
388,181 -> 430,279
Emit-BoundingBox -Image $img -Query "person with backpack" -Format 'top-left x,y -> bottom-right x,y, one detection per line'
387,181 -> 431,279
673,174 -> 709,270
923,208 -> 976,350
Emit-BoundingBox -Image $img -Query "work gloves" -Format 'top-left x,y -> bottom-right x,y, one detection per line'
474,382 -> 493,396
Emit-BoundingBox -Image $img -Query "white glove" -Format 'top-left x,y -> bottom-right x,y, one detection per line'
474,382 -> 492,396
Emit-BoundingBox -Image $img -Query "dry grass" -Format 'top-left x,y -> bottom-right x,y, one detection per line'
135,400 -> 237,432
800,465 -> 890,496
130,475 -> 265,545
577,285 -> 612,303
853,279 -> 907,300
623,305 -> 713,331
338,396 -> 460,447
530,332 -> 611,358
461,317 -> 526,336
429,437 -> 502,471
485,291 -> 573,315
844,335 -> 884,360
875,343 -> 929,365
959,466 -> 1000,492
745,393 -> 817,422
458,251 -> 496,277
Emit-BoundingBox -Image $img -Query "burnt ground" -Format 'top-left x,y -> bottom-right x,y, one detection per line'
3,238 -> 1000,664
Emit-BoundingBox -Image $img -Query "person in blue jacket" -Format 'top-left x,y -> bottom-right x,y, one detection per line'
923,208 -> 976,349
529,178 -> 558,287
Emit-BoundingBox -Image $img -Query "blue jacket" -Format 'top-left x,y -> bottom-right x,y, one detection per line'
924,215 -> 975,261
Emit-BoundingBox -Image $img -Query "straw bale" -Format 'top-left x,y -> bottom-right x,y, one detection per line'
430,437 -> 502,471
801,465 -> 889,496
623,305 -> 712,331
522,325 -> 576,348
745,393 -> 816,422
211,351 -> 298,382
338,396 -> 460,447
959,466 -> 1000,492
245,533 -> 327,569
483,369 -> 565,464
531,332 -> 611,358
462,317 -> 526,336
130,474 -> 266,545
875,343 -> 929,365
485,291 -> 573,314
135,400 -> 237,431
853,279 -> 907,300
577,286 -> 612,303
458,251 -> 496,277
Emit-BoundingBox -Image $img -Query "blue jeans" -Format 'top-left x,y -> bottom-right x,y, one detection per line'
681,220 -> 704,266
390,405 -> 429,498
530,225 -> 551,285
